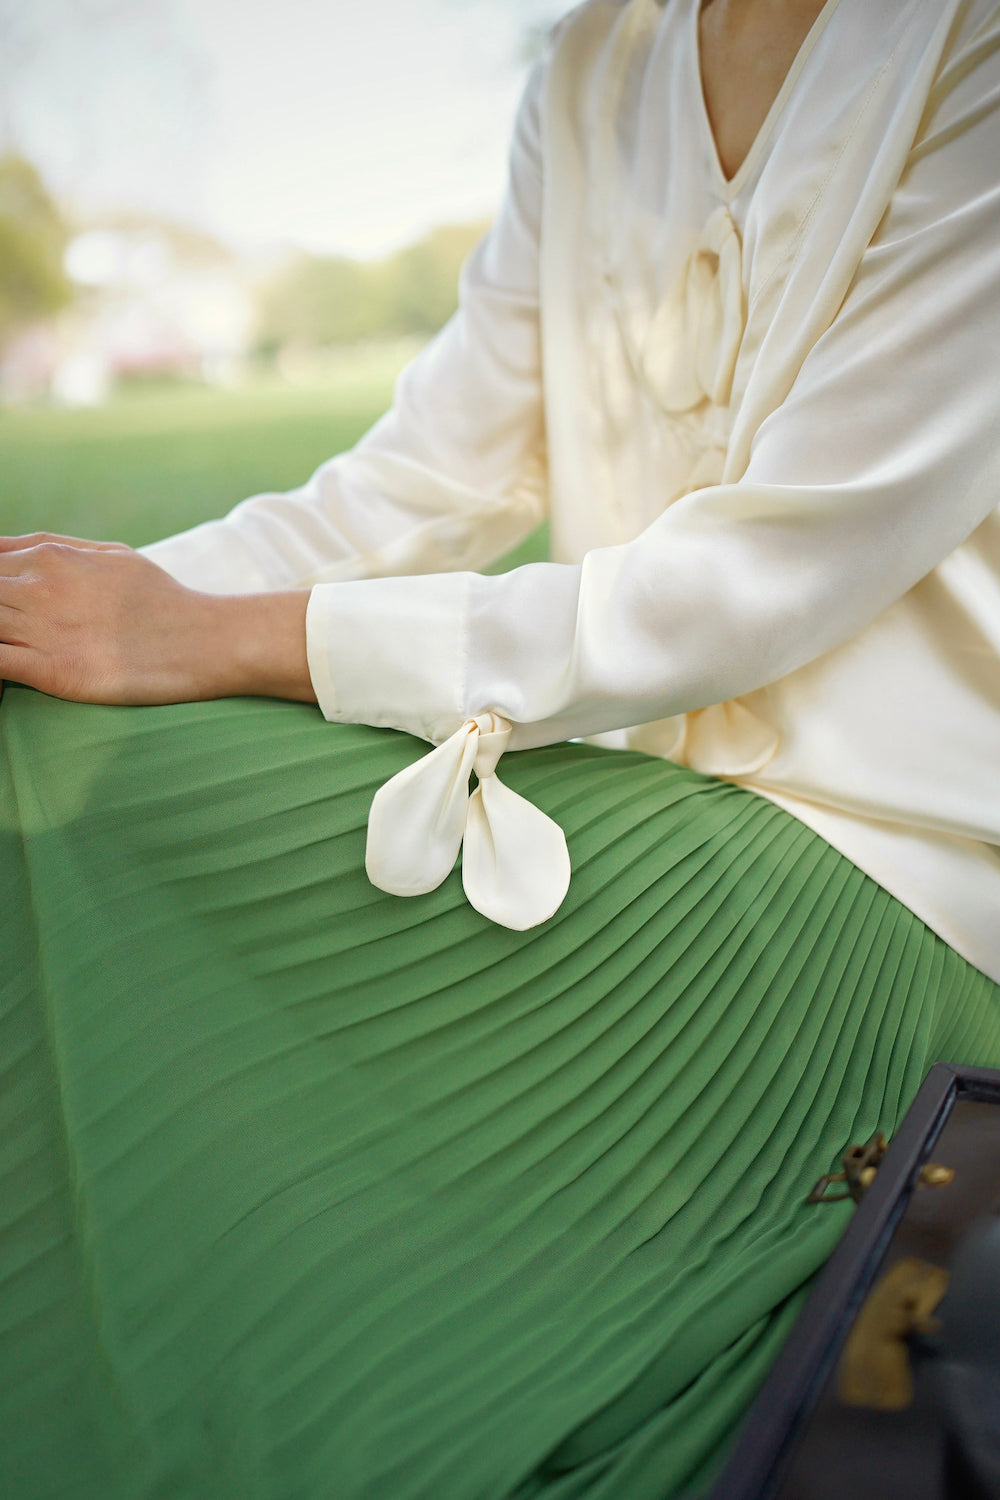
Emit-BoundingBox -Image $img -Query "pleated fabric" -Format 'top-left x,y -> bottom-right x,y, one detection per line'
2,685 -> 998,1500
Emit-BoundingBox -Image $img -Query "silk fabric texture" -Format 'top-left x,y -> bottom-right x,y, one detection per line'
367,713 -> 570,929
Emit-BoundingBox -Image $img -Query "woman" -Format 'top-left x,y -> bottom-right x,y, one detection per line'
2,0 -> 999,1495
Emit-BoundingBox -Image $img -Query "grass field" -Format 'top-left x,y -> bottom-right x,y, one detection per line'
0,346 -> 410,548
0,342 -> 548,570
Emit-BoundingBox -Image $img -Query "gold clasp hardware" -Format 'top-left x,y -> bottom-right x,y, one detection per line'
806,1131 -> 955,1205
807,1132 -> 889,1204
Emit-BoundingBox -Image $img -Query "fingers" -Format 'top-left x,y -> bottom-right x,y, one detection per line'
0,549 -> 96,698
0,542 -> 191,705
0,596 -> 28,640
0,580 -> 53,694
0,540 -> 62,581
0,643 -> 37,693
0,538 -> 120,580
0,532 -> 130,555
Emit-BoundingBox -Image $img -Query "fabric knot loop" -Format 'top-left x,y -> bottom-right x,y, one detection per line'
676,696 -> 780,777
471,718 -> 508,780
642,204 -> 746,413
365,714 -> 571,930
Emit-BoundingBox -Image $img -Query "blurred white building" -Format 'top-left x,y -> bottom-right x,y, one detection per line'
1,219 -> 254,406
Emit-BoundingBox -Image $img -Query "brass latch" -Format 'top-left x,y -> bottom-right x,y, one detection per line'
807,1131 -> 955,1205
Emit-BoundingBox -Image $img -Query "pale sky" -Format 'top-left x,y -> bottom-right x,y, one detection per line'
0,0 -> 569,258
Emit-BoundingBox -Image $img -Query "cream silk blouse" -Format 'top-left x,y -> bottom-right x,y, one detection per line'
144,0 -> 1000,977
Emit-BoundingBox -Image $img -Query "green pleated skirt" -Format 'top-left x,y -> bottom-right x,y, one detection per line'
2,685 -> 998,1500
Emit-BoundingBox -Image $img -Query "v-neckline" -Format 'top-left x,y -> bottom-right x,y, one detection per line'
691,0 -> 843,199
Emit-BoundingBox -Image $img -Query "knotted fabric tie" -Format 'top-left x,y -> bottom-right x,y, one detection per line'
642,204 -> 745,413
365,714 -> 571,931
670,696 -> 780,778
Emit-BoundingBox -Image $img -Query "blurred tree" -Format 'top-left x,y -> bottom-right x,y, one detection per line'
256,254 -> 386,349
0,153 -> 71,346
380,221 -> 490,336
255,219 -> 490,353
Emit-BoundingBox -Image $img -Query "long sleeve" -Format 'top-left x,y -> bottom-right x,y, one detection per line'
305,11 -> 1000,751
141,56 -> 549,596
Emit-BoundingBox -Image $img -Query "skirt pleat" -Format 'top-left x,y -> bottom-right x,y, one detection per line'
1,686 -> 998,1500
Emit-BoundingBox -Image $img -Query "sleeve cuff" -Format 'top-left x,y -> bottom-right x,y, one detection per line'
305,572 -> 474,745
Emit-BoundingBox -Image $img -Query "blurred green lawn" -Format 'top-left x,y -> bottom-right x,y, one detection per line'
0,345 -> 547,570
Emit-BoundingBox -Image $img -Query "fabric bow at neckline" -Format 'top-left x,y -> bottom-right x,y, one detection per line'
365,714 -> 571,930
641,203 -> 746,413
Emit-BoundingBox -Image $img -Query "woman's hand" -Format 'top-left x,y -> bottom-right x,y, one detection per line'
0,533 -> 316,706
